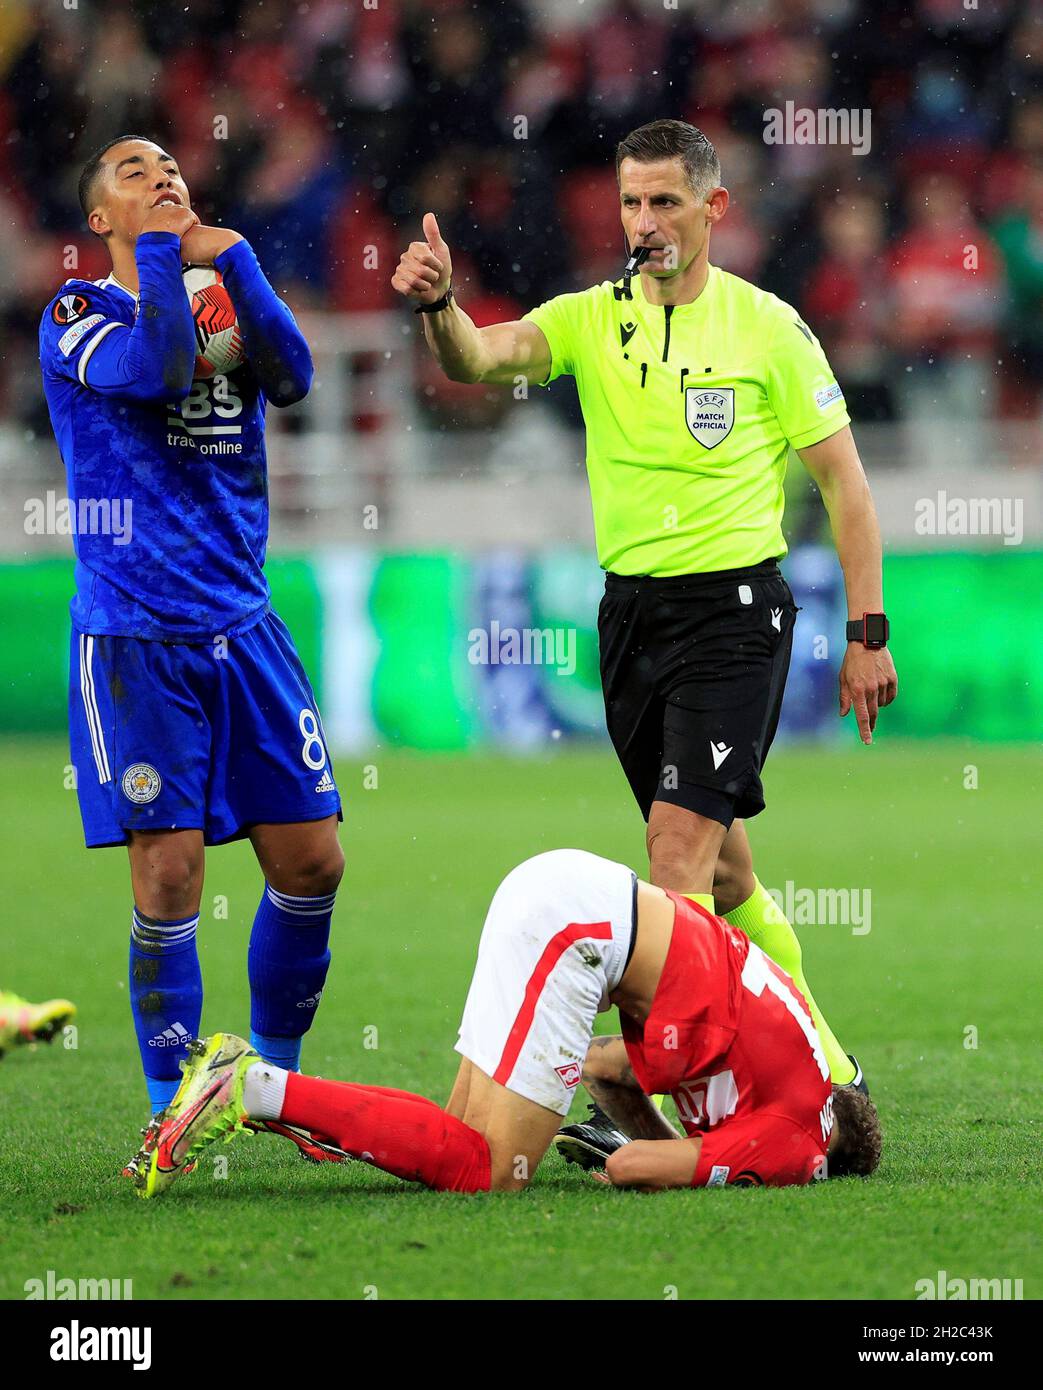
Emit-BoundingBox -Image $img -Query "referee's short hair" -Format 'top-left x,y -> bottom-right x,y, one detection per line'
616,119 -> 722,200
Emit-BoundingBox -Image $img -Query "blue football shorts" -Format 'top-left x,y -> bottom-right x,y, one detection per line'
69,609 -> 342,847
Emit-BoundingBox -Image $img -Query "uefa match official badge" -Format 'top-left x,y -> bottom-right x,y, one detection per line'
685,386 -> 734,448
121,763 -> 162,804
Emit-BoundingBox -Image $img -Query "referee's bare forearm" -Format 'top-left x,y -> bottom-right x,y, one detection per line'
421,300 -> 488,383
421,304 -> 551,387
826,477 -> 884,617
799,425 -> 884,615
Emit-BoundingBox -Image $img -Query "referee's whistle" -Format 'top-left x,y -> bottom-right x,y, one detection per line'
620,244 -> 652,299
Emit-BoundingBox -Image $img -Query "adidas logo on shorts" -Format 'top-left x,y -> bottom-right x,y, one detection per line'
148,1022 -> 189,1048
314,769 -> 335,793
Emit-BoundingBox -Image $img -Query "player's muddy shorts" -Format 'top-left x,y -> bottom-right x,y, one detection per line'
598,559 -> 797,829
455,850 -> 636,1116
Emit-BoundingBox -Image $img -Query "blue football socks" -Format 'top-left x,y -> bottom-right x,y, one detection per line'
129,908 -> 203,1113
248,883 -> 336,1071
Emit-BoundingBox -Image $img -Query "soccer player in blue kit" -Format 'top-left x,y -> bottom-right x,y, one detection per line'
38,136 -> 345,1163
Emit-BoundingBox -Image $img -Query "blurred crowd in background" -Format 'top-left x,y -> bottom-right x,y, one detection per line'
2,0 -> 1043,440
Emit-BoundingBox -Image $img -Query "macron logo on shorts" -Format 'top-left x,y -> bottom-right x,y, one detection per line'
710,740 -> 732,771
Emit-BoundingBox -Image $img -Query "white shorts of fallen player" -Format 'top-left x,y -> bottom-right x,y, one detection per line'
455,849 -> 636,1116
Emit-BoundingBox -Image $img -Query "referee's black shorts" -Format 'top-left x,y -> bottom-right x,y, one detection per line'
597,559 -> 797,830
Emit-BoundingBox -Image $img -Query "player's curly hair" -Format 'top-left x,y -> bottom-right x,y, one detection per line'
615,119 -> 722,200
78,134 -> 157,223
829,1088 -> 883,1178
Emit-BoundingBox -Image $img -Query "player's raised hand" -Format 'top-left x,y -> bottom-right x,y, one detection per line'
141,204 -> 200,239
391,212 -> 452,305
839,644 -> 898,745
180,224 -> 244,265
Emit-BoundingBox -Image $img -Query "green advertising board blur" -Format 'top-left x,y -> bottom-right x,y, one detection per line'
0,549 -> 1039,745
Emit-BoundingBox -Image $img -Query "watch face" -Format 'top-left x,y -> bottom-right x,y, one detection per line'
865,613 -> 888,644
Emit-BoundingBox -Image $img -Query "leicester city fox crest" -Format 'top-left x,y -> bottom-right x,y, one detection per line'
685,386 -> 734,448
121,763 -> 162,804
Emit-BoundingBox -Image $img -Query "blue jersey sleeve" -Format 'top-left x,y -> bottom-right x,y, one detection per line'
39,232 -> 196,404
39,281 -> 129,387
214,239 -> 313,407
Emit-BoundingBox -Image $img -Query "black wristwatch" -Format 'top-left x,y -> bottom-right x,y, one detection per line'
414,285 -> 454,314
846,613 -> 890,649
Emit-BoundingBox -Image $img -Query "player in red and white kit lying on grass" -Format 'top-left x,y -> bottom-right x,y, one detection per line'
132,849 -> 881,1197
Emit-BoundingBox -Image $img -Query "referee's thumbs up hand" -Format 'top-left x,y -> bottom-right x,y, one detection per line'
392,212 -> 452,305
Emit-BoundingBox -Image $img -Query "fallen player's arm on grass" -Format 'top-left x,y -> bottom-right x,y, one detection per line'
582,1035 -> 679,1141
581,1037 -> 702,1187
604,1136 -> 702,1190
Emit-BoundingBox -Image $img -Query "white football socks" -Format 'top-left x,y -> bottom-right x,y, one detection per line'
243,1060 -> 289,1120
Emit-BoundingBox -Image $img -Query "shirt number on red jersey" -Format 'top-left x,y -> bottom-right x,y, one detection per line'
675,1070 -> 739,1128
741,944 -> 830,1081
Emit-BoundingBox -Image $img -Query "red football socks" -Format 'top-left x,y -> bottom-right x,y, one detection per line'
282,1072 -> 491,1192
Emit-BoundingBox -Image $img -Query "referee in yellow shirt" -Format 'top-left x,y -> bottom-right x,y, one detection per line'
392,119 -> 897,1093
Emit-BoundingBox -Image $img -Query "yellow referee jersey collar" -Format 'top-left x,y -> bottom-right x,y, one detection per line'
631,261 -> 718,314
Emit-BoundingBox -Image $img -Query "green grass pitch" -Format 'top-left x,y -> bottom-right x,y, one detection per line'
1,736 -> 1039,1301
